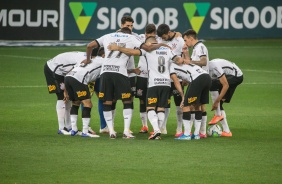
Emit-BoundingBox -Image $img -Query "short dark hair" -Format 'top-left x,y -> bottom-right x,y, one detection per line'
145,24 -> 156,34
145,36 -> 157,44
97,47 -> 105,57
182,29 -> 197,39
157,24 -> 170,37
119,27 -> 132,34
121,15 -> 134,24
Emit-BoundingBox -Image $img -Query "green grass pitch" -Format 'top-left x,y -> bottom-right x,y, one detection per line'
0,39 -> 281,183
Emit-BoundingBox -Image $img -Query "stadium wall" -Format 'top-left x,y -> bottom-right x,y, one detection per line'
0,0 -> 281,40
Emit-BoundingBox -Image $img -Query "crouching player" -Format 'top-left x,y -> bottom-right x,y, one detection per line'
172,61 -> 212,140
64,47 -> 105,138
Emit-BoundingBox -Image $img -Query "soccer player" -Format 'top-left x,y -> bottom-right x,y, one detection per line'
157,24 -> 185,136
82,27 -> 168,139
132,24 -> 157,134
44,51 -> 88,135
64,47 -> 105,138
208,58 -> 243,137
182,29 -> 209,138
108,36 -> 190,140
170,61 -> 212,140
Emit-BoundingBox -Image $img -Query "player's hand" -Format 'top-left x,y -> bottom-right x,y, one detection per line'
108,43 -> 118,51
63,91 -> 69,103
180,100 -> 184,108
211,101 -> 219,111
80,59 -> 89,67
182,45 -> 188,53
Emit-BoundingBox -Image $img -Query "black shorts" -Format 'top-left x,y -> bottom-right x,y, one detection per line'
99,72 -> 132,101
135,76 -> 148,100
210,75 -> 243,103
64,76 -> 91,101
129,76 -> 136,96
184,74 -> 211,106
170,81 -> 184,106
44,63 -> 64,94
146,86 -> 171,108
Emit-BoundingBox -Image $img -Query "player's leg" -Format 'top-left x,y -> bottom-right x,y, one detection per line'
81,98 -> 99,138
172,82 -> 184,136
175,106 -> 192,140
136,77 -> 148,133
209,79 -> 224,124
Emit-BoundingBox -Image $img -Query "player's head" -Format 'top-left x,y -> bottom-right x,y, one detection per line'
182,29 -> 198,47
121,15 -> 134,31
145,36 -> 157,44
118,27 -> 132,34
145,24 -> 156,38
97,47 -> 105,58
91,47 -> 99,57
157,24 -> 171,41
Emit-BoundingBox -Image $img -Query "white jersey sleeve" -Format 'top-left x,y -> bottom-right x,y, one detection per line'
209,58 -> 243,79
191,41 -> 209,72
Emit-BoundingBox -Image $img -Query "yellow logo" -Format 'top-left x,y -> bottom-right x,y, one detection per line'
122,93 -> 131,99
48,85 -> 56,92
98,92 -> 104,98
148,98 -> 157,104
77,91 -> 87,97
168,99 -> 171,104
188,97 -> 197,103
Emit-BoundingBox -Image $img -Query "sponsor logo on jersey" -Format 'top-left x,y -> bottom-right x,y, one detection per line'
103,65 -> 120,72
168,99 -> 171,104
98,92 -> 104,98
188,96 -> 197,103
183,2 -> 210,33
122,93 -> 131,99
69,2 -> 97,34
48,85 -> 56,92
77,91 -> 87,97
148,98 -> 157,104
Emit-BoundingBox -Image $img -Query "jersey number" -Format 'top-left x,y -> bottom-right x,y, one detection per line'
158,56 -> 165,73
107,43 -> 126,58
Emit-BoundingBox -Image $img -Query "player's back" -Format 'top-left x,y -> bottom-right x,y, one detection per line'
144,46 -> 175,88
97,32 -> 142,76
209,58 -> 243,79
47,51 -> 86,75
67,57 -> 103,84
171,63 -> 207,83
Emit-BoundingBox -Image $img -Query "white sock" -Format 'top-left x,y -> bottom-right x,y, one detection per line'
82,118 -> 90,134
112,109 -> 116,127
157,111 -> 165,129
104,111 -> 115,134
220,110 -> 231,133
70,115 -> 78,131
176,106 -> 183,132
163,108 -> 170,130
140,112 -> 148,127
194,119 -> 201,135
190,113 -> 195,129
183,119 -> 191,136
56,100 -> 65,130
200,114 -> 207,134
147,110 -> 160,132
210,91 -> 221,116
123,108 -> 133,133
64,101 -> 72,130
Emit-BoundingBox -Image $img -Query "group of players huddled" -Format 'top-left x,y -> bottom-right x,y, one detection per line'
44,15 -> 243,140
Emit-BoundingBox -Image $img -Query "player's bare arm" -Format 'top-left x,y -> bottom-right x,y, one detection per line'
170,74 -> 184,108
211,74 -> 229,110
128,67 -> 141,75
191,55 -> 207,67
141,42 -> 171,51
107,43 -> 141,56
82,40 -> 99,65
